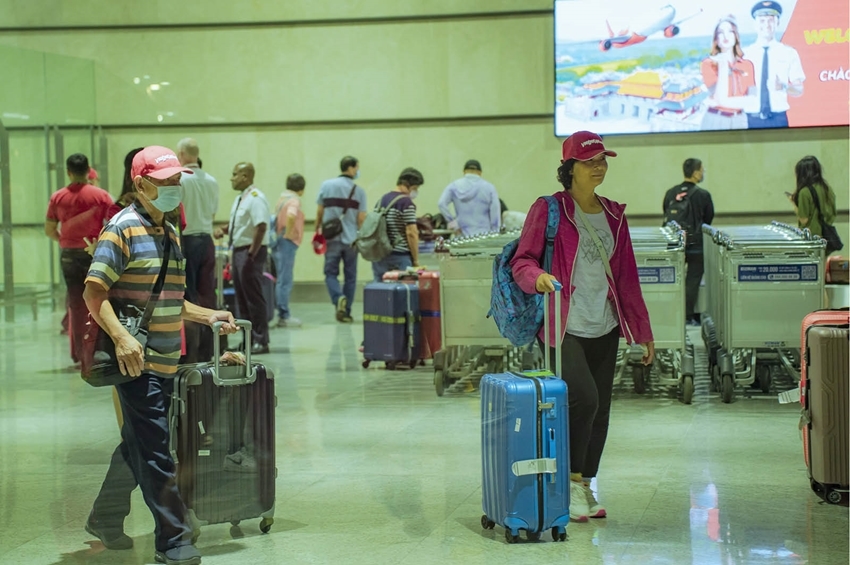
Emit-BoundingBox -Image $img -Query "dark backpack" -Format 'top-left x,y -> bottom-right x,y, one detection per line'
487,196 -> 559,347
664,185 -> 698,247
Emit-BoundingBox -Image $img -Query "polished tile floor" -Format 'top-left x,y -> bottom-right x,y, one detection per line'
0,303 -> 847,565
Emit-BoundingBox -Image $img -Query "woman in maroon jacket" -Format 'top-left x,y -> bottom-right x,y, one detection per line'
510,131 -> 654,523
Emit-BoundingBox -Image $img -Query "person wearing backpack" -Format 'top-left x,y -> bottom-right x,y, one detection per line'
510,131 -> 654,523
367,167 -> 425,281
789,155 -> 842,254
662,158 -> 715,326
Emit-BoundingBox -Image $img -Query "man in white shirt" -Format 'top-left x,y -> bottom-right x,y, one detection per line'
743,1 -> 805,129
214,162 -> 271,354
177,138 -> 219,362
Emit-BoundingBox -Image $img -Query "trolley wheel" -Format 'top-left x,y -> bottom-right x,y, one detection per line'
526,530 -> 541,542
757,365 -> 771,394
633,365 -> 648,394
552,528 -> 566,542
827,490 -> 843,505
435,369 -> 446,397
362,360 -> 370,369
505,529 -> 519,544
260,517 -> 274,534
230,520 -> 241,527
682,375 -> 695,405
480,515 -> 489,529
721,373 -> 734,404
386,361 -> 396,371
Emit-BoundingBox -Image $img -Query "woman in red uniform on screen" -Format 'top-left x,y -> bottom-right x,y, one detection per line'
700,15 -> 756,130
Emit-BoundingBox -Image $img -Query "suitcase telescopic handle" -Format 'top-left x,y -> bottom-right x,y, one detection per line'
542,281 -> 563,375
212,319 -> 257,386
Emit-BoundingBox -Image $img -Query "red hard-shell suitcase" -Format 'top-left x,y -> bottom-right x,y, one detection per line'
172,321 -> 276,538
382,269 -> 441,359
800,309 -> 849,504
826,256 -> 849,284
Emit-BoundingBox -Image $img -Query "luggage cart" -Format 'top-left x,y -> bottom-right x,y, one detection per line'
615,224 -> 696,403
434,230 -> 536,396
701,222 -> 825,403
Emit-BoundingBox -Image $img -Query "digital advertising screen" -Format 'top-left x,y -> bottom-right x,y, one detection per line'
554,0 -> 850,136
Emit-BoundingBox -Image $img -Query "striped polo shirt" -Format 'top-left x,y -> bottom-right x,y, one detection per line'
86,202 -> 186,377
378,191 -> 417,254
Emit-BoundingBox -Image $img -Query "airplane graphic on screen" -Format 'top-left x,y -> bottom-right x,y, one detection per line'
599,4 -> 704,51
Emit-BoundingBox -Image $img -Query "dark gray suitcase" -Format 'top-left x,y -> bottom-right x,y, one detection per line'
172,321 -> 276,538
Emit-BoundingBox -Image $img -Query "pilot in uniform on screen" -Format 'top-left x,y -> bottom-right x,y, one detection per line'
743,1 -> 805,129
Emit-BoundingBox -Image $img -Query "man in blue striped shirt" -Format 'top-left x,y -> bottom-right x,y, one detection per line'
84,146 -> 237,565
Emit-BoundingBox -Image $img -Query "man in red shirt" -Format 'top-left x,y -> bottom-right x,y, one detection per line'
45,153 -> 114,365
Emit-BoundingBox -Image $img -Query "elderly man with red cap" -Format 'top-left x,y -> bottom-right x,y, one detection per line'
511,131 -> 654,524
82,146 -> 237,565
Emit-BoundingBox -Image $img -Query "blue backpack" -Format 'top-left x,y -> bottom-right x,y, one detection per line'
488,196 -> 560,347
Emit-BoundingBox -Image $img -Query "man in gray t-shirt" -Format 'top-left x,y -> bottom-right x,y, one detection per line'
315,156 -> 367,322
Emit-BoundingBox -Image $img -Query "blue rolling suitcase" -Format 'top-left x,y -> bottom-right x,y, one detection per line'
362,281 -> 421,370
481,287 -> 570,543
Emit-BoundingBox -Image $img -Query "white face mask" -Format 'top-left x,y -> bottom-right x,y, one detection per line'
143,179 -> 182,213
409,189 -> 419,200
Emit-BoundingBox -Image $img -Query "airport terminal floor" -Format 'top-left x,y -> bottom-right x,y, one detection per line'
0,302 -> 847,565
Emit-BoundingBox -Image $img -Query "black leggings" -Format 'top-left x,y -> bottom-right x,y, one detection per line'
541,328 -> 620,478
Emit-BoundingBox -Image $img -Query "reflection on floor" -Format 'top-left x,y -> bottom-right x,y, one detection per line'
0,304 -> 846,565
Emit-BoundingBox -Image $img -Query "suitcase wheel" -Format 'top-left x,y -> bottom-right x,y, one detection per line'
551,527 -> 567,542
480,515 -> 495,530
386,361 -> 397,371
504,529 -> 519,544
362,359 -> 371,369
230,520 -> 241,527
260,517 -> 274,534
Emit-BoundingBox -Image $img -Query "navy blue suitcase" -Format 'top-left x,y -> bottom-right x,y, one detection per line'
481,285 -> 570,543
362,281 -> 421,370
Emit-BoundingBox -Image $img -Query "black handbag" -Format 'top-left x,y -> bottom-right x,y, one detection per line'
807,186 -> 843,254
321,184 -> 358,240
81,233 -> 172,387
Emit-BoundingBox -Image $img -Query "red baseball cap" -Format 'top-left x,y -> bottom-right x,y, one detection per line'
561,131 -> 618,162
131,146 -> 193,180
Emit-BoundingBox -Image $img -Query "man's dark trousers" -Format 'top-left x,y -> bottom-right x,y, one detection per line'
232,245 -> 269,347
60,248 -> 93,363
90,375 -> 192,553
182,234 -> 216,362
685,252 -> 705,323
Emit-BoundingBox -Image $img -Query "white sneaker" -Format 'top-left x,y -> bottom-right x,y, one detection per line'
279,317 -> 302,328
569,481 -> 590,522
583,483 -> 606,518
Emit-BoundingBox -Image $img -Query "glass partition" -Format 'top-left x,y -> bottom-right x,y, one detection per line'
0,45 -> 98,321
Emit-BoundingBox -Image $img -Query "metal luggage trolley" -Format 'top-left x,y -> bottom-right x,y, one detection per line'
701,222 -> 825,403
433,230 -> 536,396
615,224 -> 696,403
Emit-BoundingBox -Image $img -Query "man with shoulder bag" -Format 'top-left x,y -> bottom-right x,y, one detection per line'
315,156 -> 367,323
82,146 -> 237,565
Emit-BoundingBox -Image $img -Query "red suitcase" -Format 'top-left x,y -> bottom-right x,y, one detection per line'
800,309 -> 849,504
382,269 -> 441,360
826,256 -> 849,284
172,321 -> 276,539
